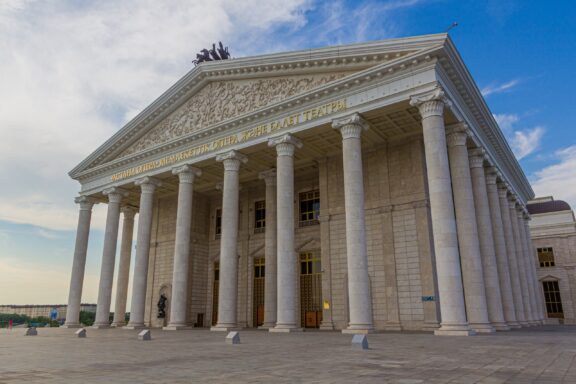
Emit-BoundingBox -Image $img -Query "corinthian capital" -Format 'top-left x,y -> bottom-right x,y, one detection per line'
268,133 -> 303,157
409,86 -> 452,118
332,113 -> 369,139
216,150 -> 248,172
74,195 -> 99,211
172,164 -> 202,184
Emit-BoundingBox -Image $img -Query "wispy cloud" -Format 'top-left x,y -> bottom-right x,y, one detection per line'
531,146 -> 576,209
481,79 -> 521,97
512,126 -> 545,160
493,113 -> 544,159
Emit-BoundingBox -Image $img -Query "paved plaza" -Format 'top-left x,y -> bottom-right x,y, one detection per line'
1,326 -> 576,383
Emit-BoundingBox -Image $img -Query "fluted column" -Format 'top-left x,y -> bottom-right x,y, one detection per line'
446,127 -> 493,333
259,169 -> 278,329
468,149 -> 508,330
165,165 -> 202,330
498,185 -> 527,325
508,198 -> 534,325
211,150 -> 247,331
94,187 -> 128,328
410,88 -> 473,336
269,134 -> 302,333
125,176 -> 161,329
515,207 -> 538,325
521,215 -> 545,323
333,113 -> 374,333
63,196 -> 98,328
485,168 -> 519,327
111,207 -> 137,327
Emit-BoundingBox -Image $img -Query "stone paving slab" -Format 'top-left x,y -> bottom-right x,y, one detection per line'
0,326 -> 575,383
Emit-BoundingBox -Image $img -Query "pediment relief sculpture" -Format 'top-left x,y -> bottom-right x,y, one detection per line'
119,72 -> 351,157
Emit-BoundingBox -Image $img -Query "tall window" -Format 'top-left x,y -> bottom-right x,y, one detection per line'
215,209 -> 222,239
299,190 -> 320,227
254,201 -> 266,233
542,280 -> 563,318
538,247 -> 555,267
300,251 -> 322,328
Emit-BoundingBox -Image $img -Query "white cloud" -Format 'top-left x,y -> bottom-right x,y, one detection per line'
0,0 -> 312,231
493,113 -> 544,160
493,113 -> 519,132
512,126 -> 545,160
481,79 -> 520,97
532,146 -> 576,208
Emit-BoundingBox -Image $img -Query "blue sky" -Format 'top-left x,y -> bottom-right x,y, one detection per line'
0,0 -> 575,305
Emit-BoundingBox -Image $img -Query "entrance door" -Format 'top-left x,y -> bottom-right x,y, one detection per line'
253,257 -> 265,327
212,262 -> 219,326
543,280 -> 564,319
300,251 -> 322,328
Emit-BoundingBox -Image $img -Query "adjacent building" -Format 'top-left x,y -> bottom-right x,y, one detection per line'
528,196 -> 576,324
64,34 -> 545,335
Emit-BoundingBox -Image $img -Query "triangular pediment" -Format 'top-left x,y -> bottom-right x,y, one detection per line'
119,72 -> 353,157
70,33 -> 450,178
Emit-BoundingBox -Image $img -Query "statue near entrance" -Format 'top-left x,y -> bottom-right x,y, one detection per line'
157,294 -> 168,319
192,42 -> 231,65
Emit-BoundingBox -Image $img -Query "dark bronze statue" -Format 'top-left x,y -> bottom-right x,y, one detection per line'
157,293 -> 167,318
193,41 -> 230,65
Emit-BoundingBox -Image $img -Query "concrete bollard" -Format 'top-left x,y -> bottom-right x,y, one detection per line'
138,329 -> 151,341
24,327 -> 37,336
226,331 -> 240,344
75,328 -> 87,338
351,334 -> 369,350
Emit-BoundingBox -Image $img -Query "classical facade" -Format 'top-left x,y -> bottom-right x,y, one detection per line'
528,197 -> 576,324
64,34 -> 545,335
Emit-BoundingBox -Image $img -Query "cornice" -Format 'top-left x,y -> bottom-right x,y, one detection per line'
69,35 -> 448,180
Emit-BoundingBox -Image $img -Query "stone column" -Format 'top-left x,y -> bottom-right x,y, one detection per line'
94,187 -> 128,328
445,127 -> 493,333
498,185 -> 527,325
111,207 -> 137,327
165,165 -> 201,330
211,150 -> 247,331
468,149 -> 508,330
522,215 -> 545,323
63,196 -> 98,328
485,168 -> 519,328
259,169 -> 277,329
410,88 -> 473,336
515,207 -> 538,325
269,134 -> 302,333
332,113 -> 374,334
125,177 -> 161,329
509,198 -> 534,325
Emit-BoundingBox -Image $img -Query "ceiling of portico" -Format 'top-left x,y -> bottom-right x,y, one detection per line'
92,101 -> 458,207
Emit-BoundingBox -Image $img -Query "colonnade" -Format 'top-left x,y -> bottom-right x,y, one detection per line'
64,86 -> 544,334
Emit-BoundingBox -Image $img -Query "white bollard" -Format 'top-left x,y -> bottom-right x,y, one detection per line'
226,331 -> 240,344
138,329 -> 151,341
351,334 -> 368,350
75,328 -> 87,338
24,327 -> 38,336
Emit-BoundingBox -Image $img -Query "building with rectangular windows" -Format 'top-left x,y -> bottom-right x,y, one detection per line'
64,34 -> 545,335
528,196 -> 576,324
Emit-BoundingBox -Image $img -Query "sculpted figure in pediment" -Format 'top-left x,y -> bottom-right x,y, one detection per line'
119,72 -> 350,157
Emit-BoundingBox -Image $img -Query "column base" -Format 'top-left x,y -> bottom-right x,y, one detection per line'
62,323 -> 82,329
528,321 -> 540,326
110,322 -> 126,328
319,321 -> 335,331
342,327 -> 374,335
491,322 -> 511,331
269,327 -> 303,333
470,323 -> 496,333
518,321 -> 531,327
434,324 -> 475,336
123,324 -> 147,330
258,324 -> 274,330
163,325 -> 192,331
210,325 -> 241,332
92,324 -> 111,329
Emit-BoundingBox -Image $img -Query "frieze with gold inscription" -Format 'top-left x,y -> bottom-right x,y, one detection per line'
110,99 -> 346,182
